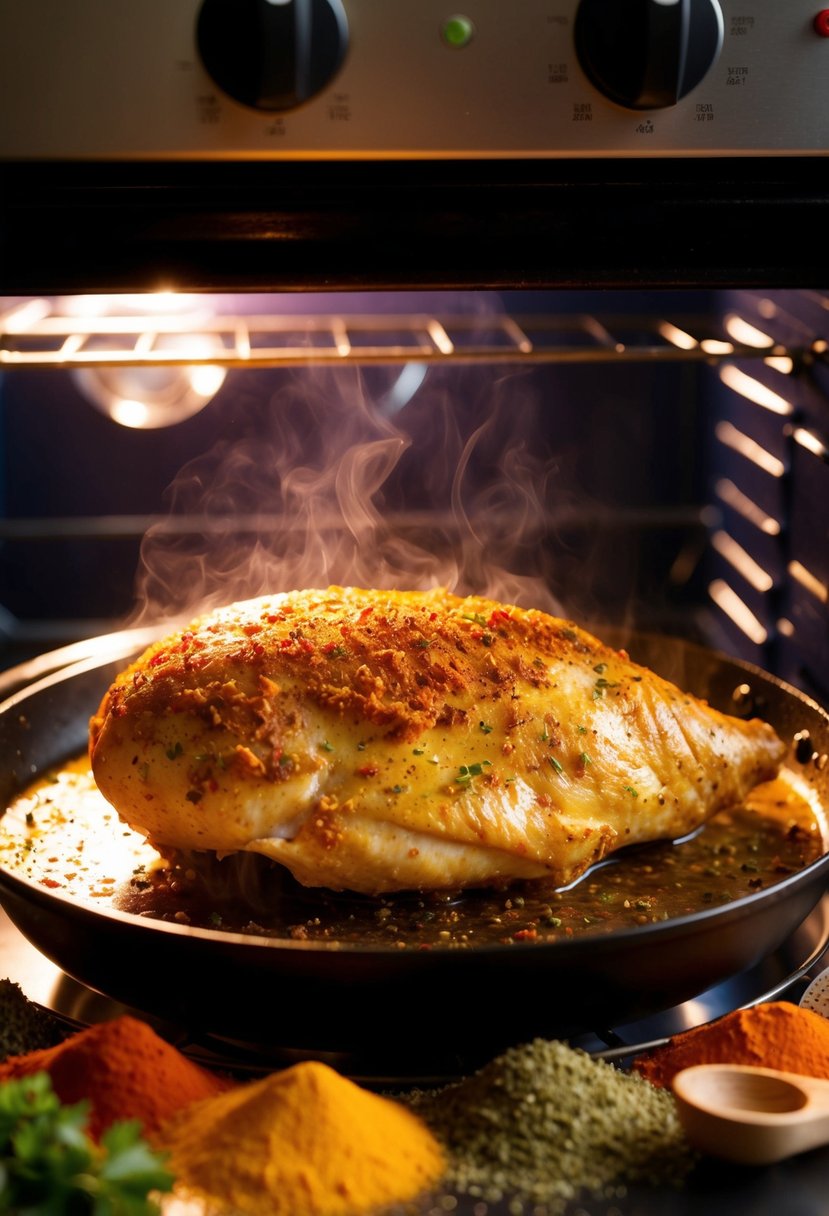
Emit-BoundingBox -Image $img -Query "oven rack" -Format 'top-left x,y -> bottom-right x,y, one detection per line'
0,305 -> 817,369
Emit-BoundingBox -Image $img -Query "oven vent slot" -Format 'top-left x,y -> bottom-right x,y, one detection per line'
0,303 -> 814,370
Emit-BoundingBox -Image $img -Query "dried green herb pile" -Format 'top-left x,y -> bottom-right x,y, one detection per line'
411,1038 -> 697,1212
0,980 -> 69,1063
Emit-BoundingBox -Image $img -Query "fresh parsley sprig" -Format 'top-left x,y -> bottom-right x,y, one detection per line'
0,1072 -> 173,1215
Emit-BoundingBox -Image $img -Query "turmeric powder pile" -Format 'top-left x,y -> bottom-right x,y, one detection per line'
632,1000 -> 829,1089
160,1059 -> 444,1216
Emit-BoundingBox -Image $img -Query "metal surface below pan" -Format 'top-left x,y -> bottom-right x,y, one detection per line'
0,629 -> 827,1073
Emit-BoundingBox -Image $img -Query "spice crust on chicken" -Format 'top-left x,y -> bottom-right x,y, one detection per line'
89,587 -> 786,894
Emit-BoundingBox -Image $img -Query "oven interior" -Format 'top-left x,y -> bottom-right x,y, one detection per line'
0,286 -> 826,704
1,283 -> 828,1068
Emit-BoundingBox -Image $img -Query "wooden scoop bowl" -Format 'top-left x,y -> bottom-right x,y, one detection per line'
672,1063 -> 829,1165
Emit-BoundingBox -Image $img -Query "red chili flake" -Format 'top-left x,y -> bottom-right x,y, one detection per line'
279,639 -> 293,650
265,612 -> 285,624
429,612 -> 438,621
149,651 -> 168,668
133,672 -> 147,689
298,638 -> 314,653
40,877 -> 61,889
252,643 -> 265,657
243,624 -> 263,636
513,928 -> 538,941
488,609 -> 511,628
359,606 -> 374,621
357,765 -> 379,777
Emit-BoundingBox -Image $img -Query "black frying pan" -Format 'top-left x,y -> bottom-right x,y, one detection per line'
0,630 -> 827,1073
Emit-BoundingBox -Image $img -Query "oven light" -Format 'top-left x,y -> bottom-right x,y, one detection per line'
789,560 -> 829,605
110,398 -> 152,429
763,355 -> 794,374
708,579 -> 768,645
793,427 -> 828,460
714,421 -> 786,478
718,365 -> 794,416
188,364 -> 227,396
711,530 -> 774,593
73,361 -> 227,428
658,322 -> 697,350
714,478 -> 781,537
700,339 -> 734,356
723,314 -> 775,348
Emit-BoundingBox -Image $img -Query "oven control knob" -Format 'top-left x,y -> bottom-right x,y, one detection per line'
574,0 -> 723,110
196,0 -> 348,112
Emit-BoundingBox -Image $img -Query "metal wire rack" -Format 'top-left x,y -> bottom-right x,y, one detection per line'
0,301 -> 816,369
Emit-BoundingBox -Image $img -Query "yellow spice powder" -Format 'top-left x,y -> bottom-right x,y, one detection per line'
160,1059 -> 445,1216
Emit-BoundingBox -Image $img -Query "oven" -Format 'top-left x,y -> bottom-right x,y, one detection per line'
1,1 -> 828,1212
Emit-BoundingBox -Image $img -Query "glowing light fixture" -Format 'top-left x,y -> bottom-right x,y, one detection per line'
658,322 -> 698,350
711,530 -> 774,593
715,421 -> 786,478
708,579 -> 768,645
718,365 -> 793,415
723,314 -> 775,348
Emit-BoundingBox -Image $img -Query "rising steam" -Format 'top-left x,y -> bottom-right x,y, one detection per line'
133,358 -> 565,627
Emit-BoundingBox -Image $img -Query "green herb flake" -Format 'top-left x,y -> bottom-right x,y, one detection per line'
593,676 -> 620,699
165,742 -> 184,761
414,639 -> 432,649
579,751 -> 593,767
413,747 -> 425,756
461,612 -> 488,627
320,740 -> 335,753
548,756 -> 564,774
456,760 -> 492,786
479,720 -> 493,735
593,662 -> 607,674
624,784 -> 639,798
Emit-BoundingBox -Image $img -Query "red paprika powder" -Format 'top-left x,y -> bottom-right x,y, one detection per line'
0,1014 -> 233,1140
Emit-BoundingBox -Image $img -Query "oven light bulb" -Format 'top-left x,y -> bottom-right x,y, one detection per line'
110,398 -> 152,429
73,362 -> 227,429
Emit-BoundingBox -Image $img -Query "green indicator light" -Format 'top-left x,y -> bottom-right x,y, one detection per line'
442,14 -> 475,48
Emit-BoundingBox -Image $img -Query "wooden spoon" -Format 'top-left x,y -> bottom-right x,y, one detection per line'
672,1063 -> 829,1165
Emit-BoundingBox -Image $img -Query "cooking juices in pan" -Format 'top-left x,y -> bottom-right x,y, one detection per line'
0,758 -> 822,948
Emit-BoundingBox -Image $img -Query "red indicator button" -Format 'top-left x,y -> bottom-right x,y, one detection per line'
814,9 -> 829,36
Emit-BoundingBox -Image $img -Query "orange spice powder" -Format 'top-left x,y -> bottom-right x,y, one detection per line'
0,1014 -> 233,1140
632,1001 -> 829,1089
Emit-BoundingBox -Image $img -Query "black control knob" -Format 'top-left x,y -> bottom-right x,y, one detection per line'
574,0 -> 723,110
196,0 -> 348,112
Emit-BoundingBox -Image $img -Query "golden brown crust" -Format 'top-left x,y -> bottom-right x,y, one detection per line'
91,587 -> 610,760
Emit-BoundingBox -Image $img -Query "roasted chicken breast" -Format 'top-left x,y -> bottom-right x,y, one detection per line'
89,588 -> 787,894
